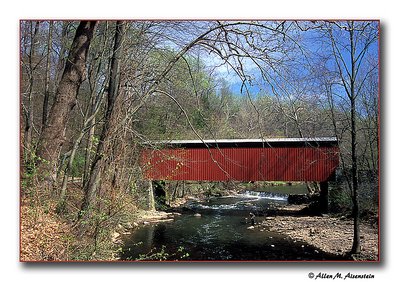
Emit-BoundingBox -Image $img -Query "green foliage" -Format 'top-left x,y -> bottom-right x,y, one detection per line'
70,153 -> 86,178
72,206 -> 120,260
253,183 -> 309,195
191,109 -> 207,129
21,150 -> 46,194
90,135 -> 100,151
329,180 -> 378,223
69,226 -> 116,261
134,245 -> 190,261
329,184 -> 352,214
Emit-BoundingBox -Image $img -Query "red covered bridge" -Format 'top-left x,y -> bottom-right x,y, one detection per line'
141,137 -> 339,182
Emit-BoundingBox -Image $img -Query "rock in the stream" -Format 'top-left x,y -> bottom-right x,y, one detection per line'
194,213 -> 202,217
168,212 -> 182,217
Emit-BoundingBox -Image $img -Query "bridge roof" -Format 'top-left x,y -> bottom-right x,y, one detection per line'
147,137 -> 338,148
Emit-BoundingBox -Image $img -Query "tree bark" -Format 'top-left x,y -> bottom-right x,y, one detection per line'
23,21 -> 40,164
36,21 -> 97,181
83,117 -> 95,186
42,21 -> 53,129
83,22 -> 110,187
80,21 -> 126,218
55,21 -> 70,86
349,23 -> 361,254
148,181 -> 156,211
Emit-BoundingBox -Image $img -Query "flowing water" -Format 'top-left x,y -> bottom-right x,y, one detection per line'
120,191 -> 342,261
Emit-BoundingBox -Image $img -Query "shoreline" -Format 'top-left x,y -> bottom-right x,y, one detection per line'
259,204 -> 379,261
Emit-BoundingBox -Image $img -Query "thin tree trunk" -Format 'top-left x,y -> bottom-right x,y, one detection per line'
181,181 -> 185,198
36,21 -> 97,182
171,182 -> 177,201
58,113 -> 97,211
83,22 -> 110,186
327,21 -> 365,254
349,24 -> 360,254
83,117 -> 95,185
58,82 -> 104,208
24,21 -> 40,164
350,96 -> 360,254
42,21 -> 53,129
148,181 -> 156,211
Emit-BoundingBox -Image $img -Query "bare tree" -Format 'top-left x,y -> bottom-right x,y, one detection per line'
323,20 -> 378,254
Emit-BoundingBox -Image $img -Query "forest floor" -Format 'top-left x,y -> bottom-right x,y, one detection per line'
20,197 -> 72,261
259,204 -> 379,261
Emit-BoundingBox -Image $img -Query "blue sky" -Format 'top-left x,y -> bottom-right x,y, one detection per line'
203,20 -> 379,104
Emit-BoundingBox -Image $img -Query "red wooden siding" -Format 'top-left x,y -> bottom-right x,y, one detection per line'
141,142 -> 339,182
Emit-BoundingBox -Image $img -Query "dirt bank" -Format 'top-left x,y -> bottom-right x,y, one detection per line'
259,205 -> 379,261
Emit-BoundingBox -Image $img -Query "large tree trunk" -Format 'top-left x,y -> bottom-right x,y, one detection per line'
55,21 -> 70,86
58,23 -> 110,212
36,21 -> 97,182
80,21 -> 126,219
83,22 -> 110,187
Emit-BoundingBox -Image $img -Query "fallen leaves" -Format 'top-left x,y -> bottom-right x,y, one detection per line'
20,198 -> 71,261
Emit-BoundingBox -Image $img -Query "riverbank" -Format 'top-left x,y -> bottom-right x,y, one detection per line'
259,204 -> 379,261
112,210 -> 182,245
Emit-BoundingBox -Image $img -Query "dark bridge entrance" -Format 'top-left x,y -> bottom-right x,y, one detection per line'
141,137 -> 339,212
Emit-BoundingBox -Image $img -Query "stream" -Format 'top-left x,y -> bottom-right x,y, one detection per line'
120,191 -> 342,261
